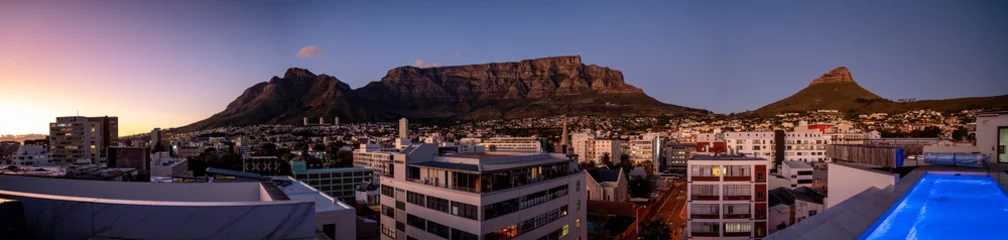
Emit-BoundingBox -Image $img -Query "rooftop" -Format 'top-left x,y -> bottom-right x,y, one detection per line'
784,160 -> 813,169
587,168 -> 622,183
689,154 -> 765,161
296,167 -> 374,174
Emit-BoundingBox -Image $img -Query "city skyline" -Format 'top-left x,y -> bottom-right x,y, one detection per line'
2,1 -> 1007,135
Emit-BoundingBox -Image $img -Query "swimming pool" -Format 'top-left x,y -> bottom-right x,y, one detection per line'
859,173 -> 1008,240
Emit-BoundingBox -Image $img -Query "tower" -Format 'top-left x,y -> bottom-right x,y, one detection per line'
399,118 -> 408,140
319,117 -> 324,125
303,117 -> 308,126
334,117 -> 339,125
561,119 -> 570,154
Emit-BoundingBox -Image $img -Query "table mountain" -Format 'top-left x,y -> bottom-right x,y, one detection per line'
179,56 -> 707,131
755,67 -> 1008,115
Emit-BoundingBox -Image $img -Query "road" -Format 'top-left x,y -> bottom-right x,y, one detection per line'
640,179 -> 689,239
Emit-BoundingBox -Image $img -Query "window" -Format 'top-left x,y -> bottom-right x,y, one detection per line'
723,185 -> 750,196
797,179 -> 813,184
576,218 -> 581,228
757,172 -> 765,181
576,180 -> 580,191
382,205 -> 395,218
756,192 -> 765,201
451,228 -> 478,240
691,222 -> 719,233
427,220 -> 450,238
407,214 -> 426,229
407,191 -> 426,206
725,165 -> 750,177
396,200 -> 406,210
809,210 -> 818,216
396,221 -> 405,232
691,165 -> 721,177
757,209 -> 766,219
451,201 -> 478,220
381,185 -> 395,197
427,196 -> 450,213
692,185 -> 718,196
725,222 -> 752,233
323,224 -> 336,239
724,204 -> 750,215
576,199 -> 581,210
690,204 -> 718,215
486,225 -> 518,240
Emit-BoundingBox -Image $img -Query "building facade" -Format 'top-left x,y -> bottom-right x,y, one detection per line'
719,130 -> 830,168
780,161 -> 814,189
665,143 -> 696,174
585,168 -> 628,202
49,116 -> 118,164
379,144 -> 587,240
291,161 -> 376,203
687,155 -> 769,239
627,134 -> 660,168
353,144 -> 395,177
480,137 -> 545,153
11,145 -> 51,166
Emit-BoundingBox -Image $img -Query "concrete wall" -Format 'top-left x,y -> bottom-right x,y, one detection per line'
0,175 -> 262,202
768,205 -> 789,233
977,114 -> 1008,163
793,200 -> 823,223
826,163 -> 898,208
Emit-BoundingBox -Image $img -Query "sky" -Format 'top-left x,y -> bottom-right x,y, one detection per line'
1,1 -> 1006,136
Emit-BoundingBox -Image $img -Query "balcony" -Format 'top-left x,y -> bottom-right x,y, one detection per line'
691,232 -> 720,237
723,214 -> 751,219
691,195 -> 719,201
690,213 -> 719,219
722,195 -> 751,201
723,176 -> 750,181
723,231 -> 751,237
691,176 -> 719,181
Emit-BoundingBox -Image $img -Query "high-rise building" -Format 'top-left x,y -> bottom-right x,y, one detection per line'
379,144 -> 586,240
687,154 -> 769,239
665,142 -> 696,174
628,133 -> 661,172
399,118 -> 408,140
570,130 -> 622,165
48,116 -> 118,164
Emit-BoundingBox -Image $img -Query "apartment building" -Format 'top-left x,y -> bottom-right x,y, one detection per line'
665,143 -> 696,174
687,154 -> 769,239
720,130 -> 830,168
354,144 -> 395,177
571,131 -> 622,165
379,144 -> 586,240
48,116 -> 118,164
627,133 -> 661,171
480,137 -> 544,153
291,159 -> 375,203
11,145 -> 51,166
780,160 -> 814,189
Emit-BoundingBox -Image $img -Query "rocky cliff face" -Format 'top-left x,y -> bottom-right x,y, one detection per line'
808,66 -> 855,86
180,56 -> 706,131
355,56 -> 688,119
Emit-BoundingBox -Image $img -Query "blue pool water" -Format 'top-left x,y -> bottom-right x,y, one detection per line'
859,173 -> 1008,240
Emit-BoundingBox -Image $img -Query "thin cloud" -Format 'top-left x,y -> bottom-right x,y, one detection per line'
296,46 -> 323,58
456,52 -> 464,56
413,59 -> 441,68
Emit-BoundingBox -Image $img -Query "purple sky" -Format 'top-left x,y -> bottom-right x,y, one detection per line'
1,1 -> 1006,135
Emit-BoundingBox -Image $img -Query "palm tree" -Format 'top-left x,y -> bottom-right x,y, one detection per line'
579,159 -> 597,170
639,218 -> 672,240
600,152 -> 614,168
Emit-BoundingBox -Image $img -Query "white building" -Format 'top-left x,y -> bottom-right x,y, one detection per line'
585,168 -> 628,202
571,130 -> 622,165
976,110 -> 1008,164
768,187 -> 825,233
480,137 -> 544,153
722,129 -> 830,168
353,144 -> 395,177
780,160 -> 814,189
150,152 -> 189,178
379,144 -> 586,240
687,154 -> 769,239
399,118 -> 408,140
11,145 -> 51,166
627,133 -> 661,172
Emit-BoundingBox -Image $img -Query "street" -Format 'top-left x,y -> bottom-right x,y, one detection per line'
641,179 -> 689,239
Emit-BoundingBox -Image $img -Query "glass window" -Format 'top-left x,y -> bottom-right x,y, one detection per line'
724,222 -> 752,233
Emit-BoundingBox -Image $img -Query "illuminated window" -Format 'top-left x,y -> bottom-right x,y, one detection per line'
576,218 -> 581,228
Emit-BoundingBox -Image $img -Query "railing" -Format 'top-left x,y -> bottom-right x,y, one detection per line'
723,176 -> 750,181
690,195 -> 719,201
691,176 -> 719,181
690,213 -> 719,219
691,232 -> 720,237
722,195 -> 751,201
723,231 -> 751,237
723,214 -> 751,219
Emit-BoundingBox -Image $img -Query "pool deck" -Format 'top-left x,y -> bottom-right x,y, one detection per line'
766,163 -> 1008,240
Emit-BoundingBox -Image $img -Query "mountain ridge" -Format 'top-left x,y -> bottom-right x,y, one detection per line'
179,56 -> 708,131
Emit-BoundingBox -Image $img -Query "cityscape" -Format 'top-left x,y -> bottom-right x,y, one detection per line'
2,1 -> 1007,240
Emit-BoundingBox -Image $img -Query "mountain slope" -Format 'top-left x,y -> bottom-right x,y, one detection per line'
755,67 -> 1008,114
180,68 -> 374,131
179,56 -> 708,131
355,56 -> 707,120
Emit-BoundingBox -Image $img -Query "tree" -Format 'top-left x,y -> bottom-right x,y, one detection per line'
629,176 -> 654,198
579,159 -> 597,170
639,217 -> 672,240
952,126 -> 969,141
600,152 -> 614,168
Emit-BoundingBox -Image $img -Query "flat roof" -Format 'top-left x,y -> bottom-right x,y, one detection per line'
784,160 -> 813,169
273,176 -> 353,212
442,153 -> 512,159
297,167 -> 373,174
689,154 -> 765,161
